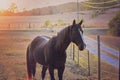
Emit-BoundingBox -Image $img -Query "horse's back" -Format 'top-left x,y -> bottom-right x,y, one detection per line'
28,36 -> 50,65
30,36 -> 49,51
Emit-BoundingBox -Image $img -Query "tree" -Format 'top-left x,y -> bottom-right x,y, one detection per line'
108,10 -> 120,36
8,3 -> 18,13
23,8 -> 27,12
44,20 -> 51,27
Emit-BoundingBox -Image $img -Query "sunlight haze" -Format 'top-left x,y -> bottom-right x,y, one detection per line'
0,0 -> 85,11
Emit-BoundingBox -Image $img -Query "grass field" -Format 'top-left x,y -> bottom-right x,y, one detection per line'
0,29 -> 119,80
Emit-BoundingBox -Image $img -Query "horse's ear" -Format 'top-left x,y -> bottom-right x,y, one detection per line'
73,19 -> 76,25
79,19 -> 83,25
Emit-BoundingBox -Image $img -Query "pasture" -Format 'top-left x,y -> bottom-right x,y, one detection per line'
0,30 -> 87,80
0,9 -> 119,79
0,28 -> 119,80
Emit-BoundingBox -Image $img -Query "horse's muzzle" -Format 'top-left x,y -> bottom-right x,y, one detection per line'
78,43 -> 86,51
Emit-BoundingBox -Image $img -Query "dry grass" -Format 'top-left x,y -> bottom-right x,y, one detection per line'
0,30 -> 48,80
0,30 -> 88,80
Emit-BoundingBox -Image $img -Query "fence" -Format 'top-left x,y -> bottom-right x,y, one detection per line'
0,23 -> 43,30
67,35 -> 120,80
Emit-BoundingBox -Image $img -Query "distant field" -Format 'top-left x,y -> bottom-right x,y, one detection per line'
0,8 -> 119,30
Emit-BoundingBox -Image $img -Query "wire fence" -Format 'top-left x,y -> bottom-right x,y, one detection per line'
76,0 -> 119,79
67,35 -> 120,80
0,23 -> 43,30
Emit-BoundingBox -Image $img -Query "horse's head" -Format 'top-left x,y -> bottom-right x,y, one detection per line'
70,20 -> 86,50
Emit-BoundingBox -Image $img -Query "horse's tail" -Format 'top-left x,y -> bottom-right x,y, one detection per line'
26,46 -> 32,80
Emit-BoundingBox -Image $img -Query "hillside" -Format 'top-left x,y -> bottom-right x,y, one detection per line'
15,0 -> 120,16
15,2 -> 78,16
0,1 -> 119,16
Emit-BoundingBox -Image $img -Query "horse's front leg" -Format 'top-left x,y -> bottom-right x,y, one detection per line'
49,66 -> 55,80
58,65 -> 65,80
41,66 -> 47,80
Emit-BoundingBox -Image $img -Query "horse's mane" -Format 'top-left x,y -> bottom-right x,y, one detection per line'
54,26 -> 71,51
58,26 -> 70,40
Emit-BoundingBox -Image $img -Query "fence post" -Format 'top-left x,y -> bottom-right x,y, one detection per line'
9,24 -> 10,29
78,49 -> 79,64
88,50 -> 91,77
119,48 -> 120,80
69,44 -> 71,58
29,23 -> 31,29
70,44 -> 73,59
97,35 -> 101,80
73,44 -> 75,61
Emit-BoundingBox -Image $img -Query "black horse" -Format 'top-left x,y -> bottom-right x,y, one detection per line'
26,20 -> 86,80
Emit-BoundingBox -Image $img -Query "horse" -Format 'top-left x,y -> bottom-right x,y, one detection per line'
26,20 -> 86,80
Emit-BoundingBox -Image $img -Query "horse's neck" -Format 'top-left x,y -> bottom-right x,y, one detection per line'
55,27 -> 71,52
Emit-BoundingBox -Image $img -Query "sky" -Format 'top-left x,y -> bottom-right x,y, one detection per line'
0,0 -> 85,11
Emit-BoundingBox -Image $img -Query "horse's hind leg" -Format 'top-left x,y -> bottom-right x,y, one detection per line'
58,65 -> 65,80
41,66 -> 47,80
31,63 -> 36,80
49,66 -> 55,80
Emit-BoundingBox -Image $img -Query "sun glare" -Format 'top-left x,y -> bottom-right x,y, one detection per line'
0,0 -> 10,10
0,0 -> 86,12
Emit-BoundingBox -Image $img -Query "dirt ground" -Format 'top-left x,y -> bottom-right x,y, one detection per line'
0,30 -> 89,80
